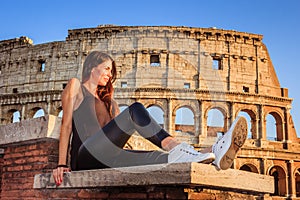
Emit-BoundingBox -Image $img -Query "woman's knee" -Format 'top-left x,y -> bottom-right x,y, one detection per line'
128,102 -> 151,126
129,102 -> 145,110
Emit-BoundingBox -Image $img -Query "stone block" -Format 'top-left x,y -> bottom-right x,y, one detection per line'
0,115 -> 60,145
34,162 -> 274,194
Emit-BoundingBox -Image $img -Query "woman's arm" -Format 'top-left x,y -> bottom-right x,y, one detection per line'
112,99 -> 120,117
53,78 -> 81,185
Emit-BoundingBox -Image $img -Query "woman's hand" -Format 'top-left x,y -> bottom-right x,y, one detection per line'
52,165 -> 71,186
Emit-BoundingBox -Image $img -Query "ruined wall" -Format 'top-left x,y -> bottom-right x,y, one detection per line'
0,25 -> 297,140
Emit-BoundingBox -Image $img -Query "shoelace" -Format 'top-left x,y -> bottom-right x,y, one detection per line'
212,135 -> 225,153
179,143 -> 199,156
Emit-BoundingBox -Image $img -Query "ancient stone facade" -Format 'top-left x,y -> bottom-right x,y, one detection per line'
0,25 -> 299,198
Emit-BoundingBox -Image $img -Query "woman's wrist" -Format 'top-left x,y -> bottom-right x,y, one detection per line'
56,164 -> 68,168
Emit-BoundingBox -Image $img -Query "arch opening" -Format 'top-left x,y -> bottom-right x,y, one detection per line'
269,166 -> 287,197
175,107 -> 195,135
207,108 -> 225,138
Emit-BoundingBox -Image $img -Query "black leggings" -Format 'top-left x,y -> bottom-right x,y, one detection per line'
77,102 -> 170,170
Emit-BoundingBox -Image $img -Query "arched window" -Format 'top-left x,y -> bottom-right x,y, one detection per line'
175,107 -> 195,134
207,108 -> 225,138
296,168 -> 300,197
147,105 -> 164,127
58,110 -> 63,118
269,166 -> 287,196
11,110 -> 21,123
33,108 -> 45,118
266,112 -> 283,141
119,105 -> 128,113
239,164 -> 259,173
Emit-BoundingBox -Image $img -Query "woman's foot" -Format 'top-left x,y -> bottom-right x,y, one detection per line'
168,142 -> 215,164
212,116 -> 248,170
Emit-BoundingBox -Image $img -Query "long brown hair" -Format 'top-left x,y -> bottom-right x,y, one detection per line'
82,51 -> 117,117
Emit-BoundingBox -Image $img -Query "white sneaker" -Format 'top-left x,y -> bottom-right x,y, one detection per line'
168,142 -> 215,164
212,116 -> 248,170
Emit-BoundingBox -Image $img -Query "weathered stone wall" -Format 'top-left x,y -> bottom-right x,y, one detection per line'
1,26 -> 298,144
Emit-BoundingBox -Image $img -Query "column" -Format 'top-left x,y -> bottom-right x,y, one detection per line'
287,160 -> 296,198
228,102 -> 235,129
198,100 -> 206,138
165,98 -> 173,135
194,113 -> 200,137
46,94 -> 52,115
194,100 -> 201,137
258,105 -> 266,140
284,106 -> 291,142
21,104 -> 26,120
259,158 -> 267,175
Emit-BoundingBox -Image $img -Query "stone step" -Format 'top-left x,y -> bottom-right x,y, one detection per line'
34,162 -> 274,194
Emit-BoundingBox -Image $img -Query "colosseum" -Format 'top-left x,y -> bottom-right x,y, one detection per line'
0,25 -> 299,198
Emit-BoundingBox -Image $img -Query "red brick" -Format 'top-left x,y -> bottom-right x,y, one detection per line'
78,189 -> 109,199
109,192 -> 148,199
13,158 -> 27,164
165,189 -> 187,199
4,152 -> 24,159
47,189 -> 78,198
6,165 -> 23,172
28,144 -> 37,150
148,191 -> 166,199
27,156 -> 48,163
13,145 -> 28,153
188,192 -> 216,200
24,150 -> 42,157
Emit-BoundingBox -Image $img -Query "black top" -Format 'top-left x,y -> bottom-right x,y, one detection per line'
70,85 -> 113,170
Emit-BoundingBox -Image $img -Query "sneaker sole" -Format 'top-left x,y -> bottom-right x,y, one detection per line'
219,117 -> 247,170
199,156 -> 215,164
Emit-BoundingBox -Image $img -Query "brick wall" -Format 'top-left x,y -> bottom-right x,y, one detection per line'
0,150 -> 4,195
0,139 -> 58,200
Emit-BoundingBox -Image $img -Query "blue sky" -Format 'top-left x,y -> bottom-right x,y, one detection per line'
1,0 -> 299,136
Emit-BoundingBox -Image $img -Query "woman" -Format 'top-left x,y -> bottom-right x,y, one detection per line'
53,51 -> 248,186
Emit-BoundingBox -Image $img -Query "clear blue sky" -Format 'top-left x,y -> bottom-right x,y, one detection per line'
1,0 -> 299,136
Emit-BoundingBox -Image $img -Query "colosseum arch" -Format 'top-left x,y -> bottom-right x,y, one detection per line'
295,168 -> 300,197
58,110 -> 63,118
239,163 -> 259,173
174,106 -> 195,129
146,104 -> 165,127
143,99 -> 166,111
51,104 -> 63,117
237,108 -> 258,139
27,107 -> 44,119
204,104 -> 228,138
118,104 -> 129,113
173,104 -> 198,143
8,109 -> 21,123
32,108 -> 45,118
265,111 -> 284,142
55,106 -> 63,118
268,165 -> 287,197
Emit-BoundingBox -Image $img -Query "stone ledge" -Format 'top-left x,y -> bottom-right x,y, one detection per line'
34,162 -> 274,194
0,115 -> 60,145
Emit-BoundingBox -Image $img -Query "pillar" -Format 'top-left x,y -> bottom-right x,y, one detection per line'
287,160 -> 296,198
258,105 -> 266,141
199,101 -> 206,138
165,98 -> 173,134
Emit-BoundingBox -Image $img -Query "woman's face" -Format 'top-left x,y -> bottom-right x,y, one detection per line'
91,60 -> 113,86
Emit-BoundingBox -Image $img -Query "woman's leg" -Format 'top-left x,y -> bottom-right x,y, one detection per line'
77,102 -> 216,170
77,102 -> 170,170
